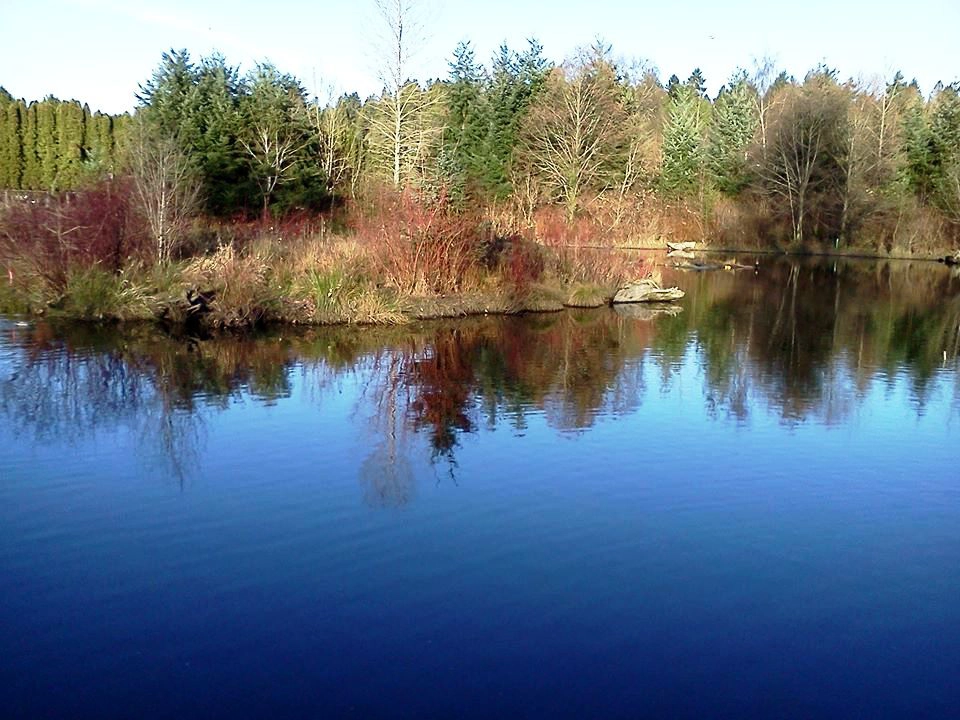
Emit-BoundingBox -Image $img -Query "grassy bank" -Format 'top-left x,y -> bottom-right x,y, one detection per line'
0,232 -> 656,328
5,230 -> 958,329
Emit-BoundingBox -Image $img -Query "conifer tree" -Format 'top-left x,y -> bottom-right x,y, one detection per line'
901,96 -> 937,204
442,41 -> 489,201
36,98 -> 59,191
666,74 -> 681,99
21,102 -> 40,190
183,54 -> 248,214
0,101 -> 24,188
482,39 -> 550,199
660,84 -> 708,196
56,100 -> 86,188
929,86 -> 960,213
0,89 -> 10,187
137,50 -> 198,136
686,68 -> 708,98
706,73 -> 758,194
84,112 -> 113,176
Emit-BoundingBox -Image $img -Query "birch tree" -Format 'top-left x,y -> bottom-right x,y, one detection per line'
370,0 -> 431,189
309,89 -> 363,199
129,116 -> 200,263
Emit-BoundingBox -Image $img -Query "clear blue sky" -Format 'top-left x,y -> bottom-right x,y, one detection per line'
3,0 -> 958,113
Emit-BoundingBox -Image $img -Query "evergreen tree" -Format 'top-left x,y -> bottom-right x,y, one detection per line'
183,54 -> 249,214
442,41 -> 489,201
706,72 -> 758,194
482,39 -> 550,199
929,85 -> 960,212
666,74 -> 681,99
36,98 -> 59,191
21,102 -> 40,190
137,49 -> 198,135
660,84 -> 708,195
686,68 -> 707,98
0,96 -> 22,188
56,100 -> 86,188
4,101 -> 24,189
901,96 -> 937,203
85,111 -> 113,176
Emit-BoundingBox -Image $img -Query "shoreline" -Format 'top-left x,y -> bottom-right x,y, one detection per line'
2,249 -> 956,331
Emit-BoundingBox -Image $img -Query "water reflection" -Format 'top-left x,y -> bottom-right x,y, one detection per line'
1,258 -> 958,499
655,258 -> 960,423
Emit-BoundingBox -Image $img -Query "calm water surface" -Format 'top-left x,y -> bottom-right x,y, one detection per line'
1,258 -> 959,718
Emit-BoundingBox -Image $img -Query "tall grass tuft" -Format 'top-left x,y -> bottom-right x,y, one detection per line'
60,265 -> 157,321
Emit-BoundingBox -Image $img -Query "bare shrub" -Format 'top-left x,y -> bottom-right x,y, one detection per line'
0,180 -> 144,292
352,187 -> 484,295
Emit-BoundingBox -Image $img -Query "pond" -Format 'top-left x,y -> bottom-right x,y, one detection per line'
1,257 -> 959,718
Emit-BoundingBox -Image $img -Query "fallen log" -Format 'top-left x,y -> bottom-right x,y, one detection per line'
666,241 -> 697,252
613,280 -> 685,303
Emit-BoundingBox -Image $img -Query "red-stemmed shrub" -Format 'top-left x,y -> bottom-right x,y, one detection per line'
501,237 -> 545,294
351,187 -> 485,295
0,180 -> 145,289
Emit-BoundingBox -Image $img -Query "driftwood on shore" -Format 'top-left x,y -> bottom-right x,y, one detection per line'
613,280 -> 685,304
666,241 -> 697,252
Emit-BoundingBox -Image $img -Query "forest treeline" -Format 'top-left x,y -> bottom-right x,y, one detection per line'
1,30 -> 959,326
2,39 -> 959,251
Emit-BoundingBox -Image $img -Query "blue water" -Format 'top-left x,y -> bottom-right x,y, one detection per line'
1,260 -> 959,718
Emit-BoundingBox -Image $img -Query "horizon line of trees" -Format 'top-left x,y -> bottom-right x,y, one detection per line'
2,34 -> 960,252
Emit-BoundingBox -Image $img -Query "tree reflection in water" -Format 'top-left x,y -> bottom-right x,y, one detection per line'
652,257 -> 960,424
1,258 -> 957,501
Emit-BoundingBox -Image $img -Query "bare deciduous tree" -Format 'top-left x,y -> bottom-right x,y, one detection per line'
758,80 -> 848,242
519,54 -> 629,220
309,88 -> 362,198
751,56 -> 790,156
606,69 -> 663,227
369,0 -> 435,189
365,81 -> 443,191
129,117 -> 200,263
239,64 -> 310,217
